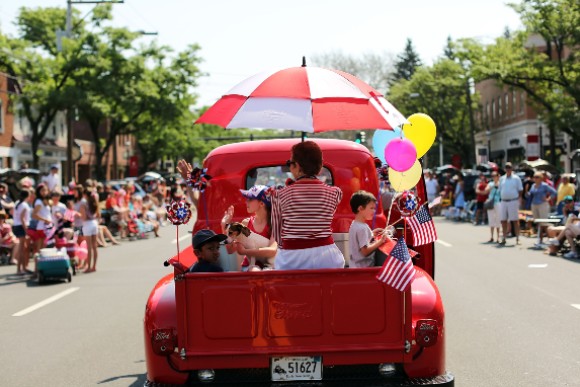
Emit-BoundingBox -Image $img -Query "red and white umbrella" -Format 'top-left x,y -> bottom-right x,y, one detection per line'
196,64 -> 408,133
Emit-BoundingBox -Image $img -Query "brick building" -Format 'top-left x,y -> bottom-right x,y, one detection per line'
474,34 -> 574,172
0,73 -> 17,168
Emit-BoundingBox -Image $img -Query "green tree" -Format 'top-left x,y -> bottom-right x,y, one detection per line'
63,8 -> 204,180
472,0 -> 580,163
0,7 -> 93,168
388,58 -> 481,168
390,38 -> 423,86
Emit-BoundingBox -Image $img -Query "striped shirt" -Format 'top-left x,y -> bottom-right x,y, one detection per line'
270,179 -> 342,249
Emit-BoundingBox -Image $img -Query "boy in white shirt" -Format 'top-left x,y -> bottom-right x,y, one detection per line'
348,190 -> 389,268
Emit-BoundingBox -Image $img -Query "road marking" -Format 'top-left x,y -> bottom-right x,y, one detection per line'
528,264 -> 548,268
436,239 -> 452,247
572,304 -> 580,311
171,234 -> 190,244
13,287 -> 80,317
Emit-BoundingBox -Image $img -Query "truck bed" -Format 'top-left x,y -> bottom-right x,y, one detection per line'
174,268 -> 412,371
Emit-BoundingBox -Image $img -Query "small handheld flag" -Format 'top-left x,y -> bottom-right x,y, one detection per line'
407,204 -> 437,246
376,238 -> 416,291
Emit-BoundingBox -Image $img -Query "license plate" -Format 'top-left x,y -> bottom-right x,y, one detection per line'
271,356 -> 322,381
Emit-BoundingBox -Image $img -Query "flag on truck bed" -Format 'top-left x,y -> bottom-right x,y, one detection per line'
407,204 -> 437,246
376,237 -> 416,291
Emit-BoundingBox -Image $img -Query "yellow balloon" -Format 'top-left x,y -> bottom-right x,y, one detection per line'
388,160 -> 422,192
402,113 -> 436,158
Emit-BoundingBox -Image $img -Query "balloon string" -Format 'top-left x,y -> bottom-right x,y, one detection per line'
176,226 -> 180,263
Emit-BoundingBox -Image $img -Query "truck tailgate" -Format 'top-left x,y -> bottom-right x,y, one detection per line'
175,268 -> 411,369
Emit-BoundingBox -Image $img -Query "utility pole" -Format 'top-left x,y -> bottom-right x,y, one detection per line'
57,0 -> 127,183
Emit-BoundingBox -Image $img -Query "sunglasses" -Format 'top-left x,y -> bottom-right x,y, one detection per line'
286,159 -> 296,167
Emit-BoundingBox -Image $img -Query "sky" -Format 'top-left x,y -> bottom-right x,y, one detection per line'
1,1 -> 523,107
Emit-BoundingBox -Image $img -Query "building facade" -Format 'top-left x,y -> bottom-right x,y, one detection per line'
474,34 -> 574,172
0,73 -> 18,168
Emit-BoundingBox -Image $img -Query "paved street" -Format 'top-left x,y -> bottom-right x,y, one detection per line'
0,225 -> 181,387
1,219 -> 580,386
436,217 -> 580,387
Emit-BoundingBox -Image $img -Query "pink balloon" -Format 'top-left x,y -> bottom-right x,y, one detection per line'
384,138 -> 417,172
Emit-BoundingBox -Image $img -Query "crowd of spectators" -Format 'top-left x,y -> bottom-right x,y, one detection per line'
1,164 -> 175,277
429,163 -> 580,259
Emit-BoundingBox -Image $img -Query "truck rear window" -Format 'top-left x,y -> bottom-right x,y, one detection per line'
246,165 -> 333,188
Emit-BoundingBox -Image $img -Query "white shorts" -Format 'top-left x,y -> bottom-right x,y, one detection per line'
82,219 -> 99,236
499,200 -> 520,222
275,243 -> 345,270
487,204 -> 501,228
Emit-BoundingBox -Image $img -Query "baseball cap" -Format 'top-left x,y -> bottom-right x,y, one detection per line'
192,229 -> 227,250
564,195 -> 574,202
505,162 -> 513,169
240,185 -> 271,207
51,164 -> 59,170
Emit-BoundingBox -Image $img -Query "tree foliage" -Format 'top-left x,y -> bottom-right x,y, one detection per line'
0,5 -> 205,177
390,38 -> 423,86
473,0 -> 580,143
0,7 -> 90,168
388,58 -> 481,168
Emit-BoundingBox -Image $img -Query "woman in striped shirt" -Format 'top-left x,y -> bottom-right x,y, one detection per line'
270,141 -> 345,270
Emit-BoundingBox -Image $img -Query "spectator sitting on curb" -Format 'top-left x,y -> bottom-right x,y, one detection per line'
547,196 -> 578,239
547,196 -> 580,258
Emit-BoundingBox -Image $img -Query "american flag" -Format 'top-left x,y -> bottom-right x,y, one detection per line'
376,237 -> 416,291
408,204 -> 437,246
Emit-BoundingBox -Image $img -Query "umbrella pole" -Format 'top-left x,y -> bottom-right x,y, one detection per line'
301,131 -> 306,142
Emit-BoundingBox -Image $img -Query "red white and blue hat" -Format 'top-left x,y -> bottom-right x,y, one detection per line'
240,185 -> 271,207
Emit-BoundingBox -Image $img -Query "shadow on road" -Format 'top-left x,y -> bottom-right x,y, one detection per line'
97,373 -> 147,386
0,273 -> 32,287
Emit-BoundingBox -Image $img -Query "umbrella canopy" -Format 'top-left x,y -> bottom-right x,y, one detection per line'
196,62 -> 407,133
139,171 -> 164,183
435,164 -> 459,175
519,159 -> 559,174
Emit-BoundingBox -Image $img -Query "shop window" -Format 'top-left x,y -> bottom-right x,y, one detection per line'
486,102 -> 490,126
504,93 -> 509,118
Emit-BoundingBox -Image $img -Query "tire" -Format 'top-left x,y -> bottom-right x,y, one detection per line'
67,272 -> 72,282
38,271 -> 45,285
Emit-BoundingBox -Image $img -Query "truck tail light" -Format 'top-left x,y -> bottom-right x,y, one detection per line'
151,328 -> 176,355
415,319 -> 438,347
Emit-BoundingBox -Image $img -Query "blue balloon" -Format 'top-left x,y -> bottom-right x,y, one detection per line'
372,127 -> 403,164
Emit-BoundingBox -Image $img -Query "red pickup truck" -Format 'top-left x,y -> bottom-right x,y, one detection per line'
144,139 -> 454,386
